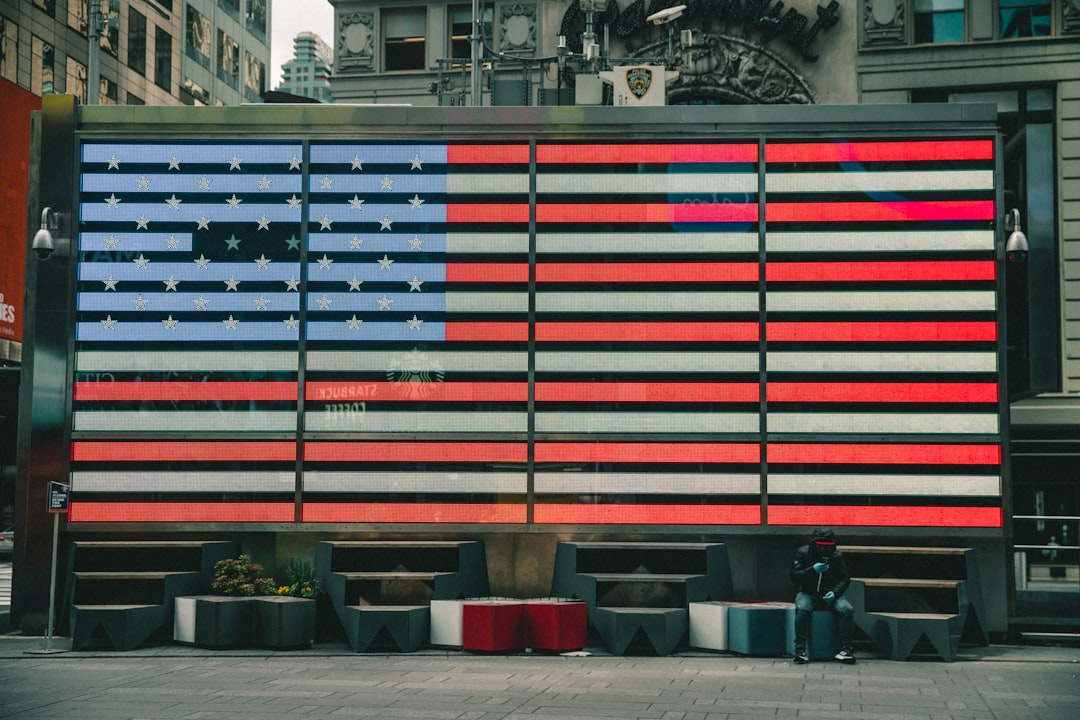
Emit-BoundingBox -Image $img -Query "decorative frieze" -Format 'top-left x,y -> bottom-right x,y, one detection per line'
862,0 -> 905,46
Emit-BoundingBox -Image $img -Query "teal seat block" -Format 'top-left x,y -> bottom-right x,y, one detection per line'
71,605 -> 167,651
772,603 -> 837,659
592,607 -> 687,656
350,606 -> 430,653
727,603 -> 786,656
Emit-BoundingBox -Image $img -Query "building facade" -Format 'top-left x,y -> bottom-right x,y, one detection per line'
275,30 -> 332,102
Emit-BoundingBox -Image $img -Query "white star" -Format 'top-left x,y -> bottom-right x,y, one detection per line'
107,154 -> 120,170
228,155 -> 242,170
283,315 -> 299,330
101,315 -> 117,329
285,276 -> 300,291
407,315 -> 423,331
162,315 -> 178,331
379,215 -> 393,231
409,194 -> 425,209
408,276 -> 424,292
257,176 -> 272,191
348,276 -> 363,291
223,315 -> 239,330
410,154 -> 423,170
136,175 -> 151,190
318,254 -> 333,270
255,295 -> 269,311
289,154 -> 302,171
105,193 -> 121,208
378,254 -> 394,270
194,254 -> 211,269
165,234 -> 180,249
226,194 -> 242,209
349,195 -> 364,210
320,175 -> 333,190
409,235 -> 423,250
105,234 -> 119,249
103,277 -> 118,291
166,194 -> 182,209
194,296 -> 209,311
225,276 -> 240,291
319,214 -> 333,231
350,155 -> 363,170
197,176 -> 212,190
197,215 -> 211,230
168,154 -> 181,170
255,254 -> 271,270
317,295 -> 332,310
163,276 -> 179,291
133,295 -> 148,310
286,194 -> 302,210
377,295 -> 393,310
136,215 -> 149,229
381,175 -> 394,190
133,254 -> 150,269
347,315 -> 362,330
257,214 -> 271,230
349,235 -> 363,250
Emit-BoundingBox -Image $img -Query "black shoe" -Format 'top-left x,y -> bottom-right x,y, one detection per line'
793,653 -> 809,664
834,648 -> 856,664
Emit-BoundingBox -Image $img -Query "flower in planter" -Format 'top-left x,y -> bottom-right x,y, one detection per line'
276,558 -> 322,599
211,555 -> 276,596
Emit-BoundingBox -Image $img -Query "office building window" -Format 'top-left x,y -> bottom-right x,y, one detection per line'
1,16 -> 17,83
101,4 -> 119,58
450,5 -> 491,61
67,56 -> 87,104
32,0 -> 55,18
186,4 -> 211,67
68,1 -> 88,35
128,8 -> 146,74
245,51 -> 265,96
126,91 -> 144,105
1000,0 -> 1051,37
218,29 -> 239,87
914,0 -> 965,43
247,0 -> 267,40
154,26 -> 172,91
383,7 -> 426,71
31,35 -> 54,95
100,75 -> 118,105
218,0 -> 239,20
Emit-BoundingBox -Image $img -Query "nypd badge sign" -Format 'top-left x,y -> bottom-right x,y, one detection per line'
626,67 -> 652,99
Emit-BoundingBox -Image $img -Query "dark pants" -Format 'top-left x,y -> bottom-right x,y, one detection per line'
794,591 -> 854,654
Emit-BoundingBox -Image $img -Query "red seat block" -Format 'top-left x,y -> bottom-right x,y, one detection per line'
526,599 -> 587,652
462,600 -> 527,652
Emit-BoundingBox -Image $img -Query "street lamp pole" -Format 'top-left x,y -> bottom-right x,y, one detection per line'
88,0 -> 101,105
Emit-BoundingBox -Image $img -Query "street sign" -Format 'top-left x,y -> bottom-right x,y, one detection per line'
47,482 -> 69,513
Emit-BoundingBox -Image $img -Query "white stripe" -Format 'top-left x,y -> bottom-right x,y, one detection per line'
769,413 -> 1000,434
445,233 -> 529,253
767,170 -> 993,193
768,474 -> 1000,497
304,471 -> 526,493
767,230 -> 994,253
767,352 -> 998,373
72,411 -> 298,432
768,291 -> 995,313
535,472 -> 760,495
535,412 -> 759,434
305,411 -> 528,433
537,292 -> 757,313
446,175 -> 529,193
71,471 -> 295,493
538,232 -> 758,254
445,293 -> 528,312
538,173 -> 757,194
75,351 -> 298,372
307,350 -> 527,373
537,351 -> 759,373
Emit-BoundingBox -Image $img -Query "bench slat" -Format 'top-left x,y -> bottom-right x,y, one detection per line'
843,546 -> 970,555
857,577 -> 961,589
587,573 -> 699,583
337,571 -> 447,581
74,571 -> 195,580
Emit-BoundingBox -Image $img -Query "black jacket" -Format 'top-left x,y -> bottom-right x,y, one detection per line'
790,541 -> 851,598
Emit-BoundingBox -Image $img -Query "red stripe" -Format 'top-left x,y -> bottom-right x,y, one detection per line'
536,322 -> 759,342
537,262 -> 759,283
767,505 -> 1002,528
301,503 -> 527,523
71,441 -> 296,462
536,203 -> 758,224
534,504 -> 761,525
447,144 -> 530,164
306,381 -> 527,402
68,502 -> 294,523
446,204 -> 530,223
537,143 -> 759,164
766,321 -> 997,342
73,381 -> 297,402
444,322 -> 529,341
766,200 -> 994,223
766,382 -> 998,403
535,442 -> 760,464
765,140 -> 994,164
766,261 -> 996,283
768,443 -> 1002,465
446,263 -> 529,283
536,382 -> 759,403
304,441 -> 528,463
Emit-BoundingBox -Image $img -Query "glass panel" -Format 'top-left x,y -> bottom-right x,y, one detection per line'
450,5 -> 492,60
947,89 -> 1019,113
128,8 -> 146,75
1028,88 -> 1053,111
0,17 -> 17,83
186,5 -> 211,62
244,51 -> 265,95
384,9 -> 426,71
68,0 -> 89,35
217,29 -> 239,86
66,56 -> 87,104
31,35 -> 54,95
32,0 -> 56,18
1000,0 -> 1051,38
154,27 -> 171,90
914,0 -> 965,43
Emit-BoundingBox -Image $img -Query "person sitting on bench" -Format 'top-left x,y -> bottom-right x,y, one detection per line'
790,527 -> 856,664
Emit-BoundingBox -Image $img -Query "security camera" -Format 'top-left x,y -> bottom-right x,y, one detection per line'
1004,208 -> 1029,264
647,4 -> 686,25
33,228 -> 56,260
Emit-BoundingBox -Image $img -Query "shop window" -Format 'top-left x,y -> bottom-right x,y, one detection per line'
218,29 -> 239,87
1000,0 -> 1051,37
186,4 -> 211,68
383,8 -> 426,71
66,56 -> 87,104
31,35 -> 54,95
914,0 -> 965,43
154,26 -> 172,91
128,8 -> 146,75
0,16 -> 17,83
450,5 -> 492,61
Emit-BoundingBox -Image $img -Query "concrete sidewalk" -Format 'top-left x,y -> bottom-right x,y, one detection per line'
0,636 -> 1076,720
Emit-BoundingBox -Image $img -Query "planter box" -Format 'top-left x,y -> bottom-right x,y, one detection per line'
254,596 -> 316,650
193,596 -> 255,649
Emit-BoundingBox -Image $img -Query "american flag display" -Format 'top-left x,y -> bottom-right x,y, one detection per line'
67,136 -> 1003,528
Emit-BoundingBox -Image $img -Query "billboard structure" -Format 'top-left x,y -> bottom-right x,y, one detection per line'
42,103 -> 1005,530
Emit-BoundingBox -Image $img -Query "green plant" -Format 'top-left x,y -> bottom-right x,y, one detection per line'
211,555 -> 276,596
276,558 -> 321,598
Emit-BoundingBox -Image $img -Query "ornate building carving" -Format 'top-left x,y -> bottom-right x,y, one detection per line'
498,3 -> 538,54
862,0 -> 905,46
338,12 -> 375,71
1065,0 -> 1080,35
